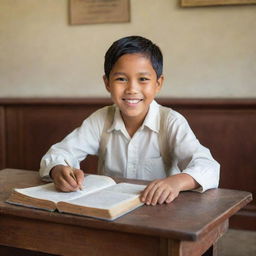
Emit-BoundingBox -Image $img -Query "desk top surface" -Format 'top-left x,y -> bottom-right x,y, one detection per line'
0,169 -> 252,241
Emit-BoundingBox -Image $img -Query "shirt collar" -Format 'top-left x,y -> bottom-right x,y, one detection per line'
142,100 -> 160,133
108,105 -> 126,133
108,100 -> 161,133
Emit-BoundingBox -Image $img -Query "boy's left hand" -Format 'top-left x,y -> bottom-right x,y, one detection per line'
141,176 -> 181,205
141,173 -> 199,206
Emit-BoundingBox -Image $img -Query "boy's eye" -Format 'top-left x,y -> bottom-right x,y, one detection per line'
139,77 -> 149,82
115,77 -> 127,82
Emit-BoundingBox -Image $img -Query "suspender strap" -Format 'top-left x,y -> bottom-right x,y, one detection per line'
158,106 -> 172,172
97,105 -> 115,174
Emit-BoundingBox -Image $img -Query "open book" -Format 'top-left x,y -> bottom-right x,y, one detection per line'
6,174 -> 146,221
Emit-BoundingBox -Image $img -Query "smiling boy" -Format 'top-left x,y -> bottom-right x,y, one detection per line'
104,53 -> 162,137
40,36 -> 220,205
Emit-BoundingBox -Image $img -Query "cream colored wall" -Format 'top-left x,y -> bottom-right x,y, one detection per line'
0,0 -> 255,98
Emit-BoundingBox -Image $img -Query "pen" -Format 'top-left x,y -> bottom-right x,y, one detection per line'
64,160 -> 83,191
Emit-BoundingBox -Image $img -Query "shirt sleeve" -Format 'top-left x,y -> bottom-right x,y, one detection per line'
39,107 -> 108,181
167,111 -> 220,192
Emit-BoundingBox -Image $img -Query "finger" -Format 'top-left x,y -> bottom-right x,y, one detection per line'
55,177 -> 77,192
74,169 -> 84,185
144,183 -> 160,205
53,166 -> 77,187
63,169 -> 79,189
141,181 -> 158,202
74,169 -> 84,189
60,167 -> 80,190
158,189 -> 170,204
151,187 -> 165,205
165,192 -> 178,204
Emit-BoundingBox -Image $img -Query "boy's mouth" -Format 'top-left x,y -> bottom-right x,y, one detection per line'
122,98 -> 143,104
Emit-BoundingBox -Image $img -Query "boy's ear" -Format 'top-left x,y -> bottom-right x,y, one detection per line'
156,75 -> 164,93
103,75 -> 111,92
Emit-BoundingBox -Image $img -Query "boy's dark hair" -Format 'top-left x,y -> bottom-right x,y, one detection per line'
104,36 -> 163,79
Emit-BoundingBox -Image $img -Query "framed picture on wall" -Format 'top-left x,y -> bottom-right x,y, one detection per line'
70,0 -> 130,25
181,0 -> 256,7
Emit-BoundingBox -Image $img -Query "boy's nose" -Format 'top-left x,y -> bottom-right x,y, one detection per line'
125,80 -> 139,94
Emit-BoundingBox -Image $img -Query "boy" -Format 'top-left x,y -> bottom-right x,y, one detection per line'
40,36 -> 220,206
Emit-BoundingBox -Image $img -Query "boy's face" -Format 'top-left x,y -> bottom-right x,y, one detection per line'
104,53 -> 163,127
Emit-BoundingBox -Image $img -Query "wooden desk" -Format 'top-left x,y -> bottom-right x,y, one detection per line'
0,169 -> 252,256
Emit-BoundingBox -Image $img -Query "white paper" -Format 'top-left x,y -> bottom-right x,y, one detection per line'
14,174 -> 116,203
66,182 -> 146,209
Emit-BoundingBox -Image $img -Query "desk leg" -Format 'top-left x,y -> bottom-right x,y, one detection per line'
202,243 -> 217,256
167,220 -> 228,256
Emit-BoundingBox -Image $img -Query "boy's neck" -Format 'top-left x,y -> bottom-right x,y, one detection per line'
125,123 -> 140,138
119,104 -> 151,137
122,115 -> 146,138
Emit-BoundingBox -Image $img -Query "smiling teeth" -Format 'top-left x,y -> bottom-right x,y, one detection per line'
125,99 -> 141,104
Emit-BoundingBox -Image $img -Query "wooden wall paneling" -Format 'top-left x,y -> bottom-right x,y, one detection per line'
168,103 -> 256,230
177,108 -> 256,197
5,106 -> 23,169
0,107 -> 6,170
229,208 -> 256,231
5,104 -> 103,172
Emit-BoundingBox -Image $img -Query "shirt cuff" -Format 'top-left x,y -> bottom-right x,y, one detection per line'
39,161 -> 66,182
181,168 -> 218,193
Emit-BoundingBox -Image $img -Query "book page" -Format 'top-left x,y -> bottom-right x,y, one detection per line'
66,183 -> 146,209
14,175 -> 116,203
104,183 -> 146,195
66,189 -> 138,210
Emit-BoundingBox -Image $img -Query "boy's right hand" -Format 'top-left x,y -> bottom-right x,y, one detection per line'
50,165 -> 84,192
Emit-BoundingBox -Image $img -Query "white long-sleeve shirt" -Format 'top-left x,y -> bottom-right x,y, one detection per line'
40,100 -> 220,192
